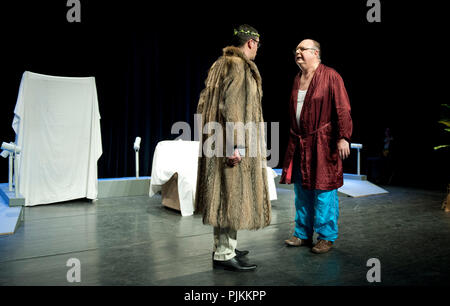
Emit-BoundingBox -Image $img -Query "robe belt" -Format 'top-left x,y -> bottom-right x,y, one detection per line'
285,122 -> 332,184
290,122 -> 332,140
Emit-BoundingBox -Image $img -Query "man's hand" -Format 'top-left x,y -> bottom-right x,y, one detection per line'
337,139 -> 350,160
226,148 -> 242,167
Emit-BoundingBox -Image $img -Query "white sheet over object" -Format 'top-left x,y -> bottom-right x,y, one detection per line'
149,140 -> 277,217
13,71 -> 102,206
149,140 -> 199,217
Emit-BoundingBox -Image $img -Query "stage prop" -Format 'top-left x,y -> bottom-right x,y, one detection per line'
149,140 -> 200,216
11,71 -> 102,206
97,177 -> 150,198
0,186 -> 24,235
0,196 -> 23,236
134,137 -> 142,179
149,140 -> 278,216
338,143 -> 389,197
0,141 -> 25,234
1,141 -> 22,198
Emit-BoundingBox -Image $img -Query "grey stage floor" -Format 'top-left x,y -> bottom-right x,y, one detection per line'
0,182 -> 449,286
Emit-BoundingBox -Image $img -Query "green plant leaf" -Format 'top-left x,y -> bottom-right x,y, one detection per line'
439,120 -> 450,127
434,145 -> 450,150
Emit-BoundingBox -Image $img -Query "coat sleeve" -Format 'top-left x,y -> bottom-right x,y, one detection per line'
331,71 -> 353,142
219,58 -> 247,153
196,88 -> 207,114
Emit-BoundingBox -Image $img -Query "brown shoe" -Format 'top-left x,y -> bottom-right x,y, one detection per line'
284,236 -> 312,247
311,240 -> 333,254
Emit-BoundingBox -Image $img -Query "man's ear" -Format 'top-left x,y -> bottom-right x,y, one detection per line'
247,39 -> 253,49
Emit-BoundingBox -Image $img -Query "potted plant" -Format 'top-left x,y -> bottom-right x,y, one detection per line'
435,104 -> 449,212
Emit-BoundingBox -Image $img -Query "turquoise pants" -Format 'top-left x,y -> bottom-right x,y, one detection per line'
293,162 -> 339,242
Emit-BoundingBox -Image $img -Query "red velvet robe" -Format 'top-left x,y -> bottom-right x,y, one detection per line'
280,63 -> 352,190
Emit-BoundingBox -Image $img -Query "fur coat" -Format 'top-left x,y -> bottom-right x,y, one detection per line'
194,46 -> 271,231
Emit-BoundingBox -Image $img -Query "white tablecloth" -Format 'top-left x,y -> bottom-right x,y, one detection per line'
149,140 -> 277,216
12,71 -> 102,206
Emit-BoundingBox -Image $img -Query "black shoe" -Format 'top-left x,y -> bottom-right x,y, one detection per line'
213,257 -> 257,272
235,249 -> 249,257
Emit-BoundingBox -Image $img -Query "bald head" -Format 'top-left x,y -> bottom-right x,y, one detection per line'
294,38 -> 322,71
299,39 -> 321,60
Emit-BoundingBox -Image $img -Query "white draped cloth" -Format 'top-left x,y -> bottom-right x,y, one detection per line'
12,71 -> 102,206
149,140 -> 278,216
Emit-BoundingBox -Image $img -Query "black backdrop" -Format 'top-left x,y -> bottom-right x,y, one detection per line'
0,1 -> 447,190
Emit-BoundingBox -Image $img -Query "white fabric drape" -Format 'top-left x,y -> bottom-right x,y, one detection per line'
149,140 -> 278,216
12,71 -> 102,206
149,140 -> 199,216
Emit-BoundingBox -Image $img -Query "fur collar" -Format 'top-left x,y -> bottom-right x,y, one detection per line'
223,46 -> 247,60
222,46 -> 262,86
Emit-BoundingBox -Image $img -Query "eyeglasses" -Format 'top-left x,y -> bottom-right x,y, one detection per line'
252,39 -> 261,48
293,47 -> 317,55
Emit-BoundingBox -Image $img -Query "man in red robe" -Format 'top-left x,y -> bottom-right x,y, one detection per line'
280,39 -> 352,254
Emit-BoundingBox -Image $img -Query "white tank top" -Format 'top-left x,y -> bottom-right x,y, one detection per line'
296,90 -> 307,126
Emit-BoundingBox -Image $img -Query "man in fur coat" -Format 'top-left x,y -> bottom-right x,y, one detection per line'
280,39 -> 353,254
195,25 -> 271,271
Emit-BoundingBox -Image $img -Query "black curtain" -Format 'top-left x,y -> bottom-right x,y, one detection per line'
0,1 -> 447,189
